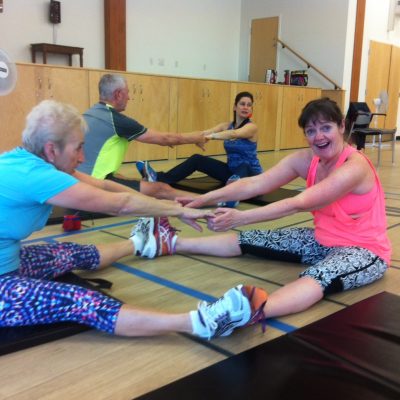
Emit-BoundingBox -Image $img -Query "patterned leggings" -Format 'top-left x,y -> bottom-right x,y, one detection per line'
239,228 -> 388,295
0,243 -> 122,333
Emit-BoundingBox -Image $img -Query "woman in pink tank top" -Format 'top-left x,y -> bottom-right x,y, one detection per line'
132,98 -> 392,337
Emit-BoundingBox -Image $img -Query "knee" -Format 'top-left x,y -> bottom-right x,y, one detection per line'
141,181 -> 173,199
189,154 -> 204,164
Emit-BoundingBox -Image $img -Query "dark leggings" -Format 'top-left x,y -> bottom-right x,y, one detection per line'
239,228 -> 387,295
156,154 -> 254,184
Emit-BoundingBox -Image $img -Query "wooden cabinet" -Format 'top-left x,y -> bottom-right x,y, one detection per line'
41,67 -> 89,112
124,73 -> 172,161
279,86 -> 321,150
0,64 -> 89,153
176,78 -> 231,158
2,63 -> 334,160
0,64 -> 39,152
88,70 -> 172,162
231,82 -> 281,151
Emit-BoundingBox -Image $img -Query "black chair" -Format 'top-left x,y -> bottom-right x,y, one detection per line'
346,102 -> 396,166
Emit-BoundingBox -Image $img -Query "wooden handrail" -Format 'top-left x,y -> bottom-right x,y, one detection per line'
276,38 -> 342,90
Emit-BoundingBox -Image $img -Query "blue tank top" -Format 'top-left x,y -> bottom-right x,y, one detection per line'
223,120 -> 263,175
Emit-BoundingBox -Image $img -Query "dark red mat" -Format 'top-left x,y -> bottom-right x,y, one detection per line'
136,292 -> 400,400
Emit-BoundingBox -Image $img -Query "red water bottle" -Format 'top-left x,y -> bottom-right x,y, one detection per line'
63,215 -> 81,231
284,70 -> 290,85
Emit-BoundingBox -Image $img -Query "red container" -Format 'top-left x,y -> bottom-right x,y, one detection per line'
63,215 -> 81,231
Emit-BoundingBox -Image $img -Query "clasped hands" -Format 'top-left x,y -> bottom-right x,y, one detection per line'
177,197 -> 241,232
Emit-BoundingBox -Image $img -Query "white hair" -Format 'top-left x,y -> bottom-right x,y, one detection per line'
98,74 -> 127,101
22,100 -> 86,156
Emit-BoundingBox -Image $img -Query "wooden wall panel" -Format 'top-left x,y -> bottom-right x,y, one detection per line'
104,0 -> 126,71
350,0 -> 366,101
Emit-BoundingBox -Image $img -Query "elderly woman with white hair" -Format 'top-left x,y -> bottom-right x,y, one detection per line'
0,100 -> 264,340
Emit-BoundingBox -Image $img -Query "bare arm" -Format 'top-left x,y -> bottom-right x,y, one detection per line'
136,128 -> 206,149
209,151 -> 375,231
73,170 -> 140,194
47,174 -> 214,230
187,149 -> 311,208
205,121 -> 258,141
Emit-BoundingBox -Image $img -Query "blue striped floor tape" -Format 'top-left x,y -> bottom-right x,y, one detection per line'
112,262 -> 297,334
24,217 -> 297,333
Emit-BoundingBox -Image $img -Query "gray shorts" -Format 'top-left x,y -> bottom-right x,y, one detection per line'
239,227 -> 388,295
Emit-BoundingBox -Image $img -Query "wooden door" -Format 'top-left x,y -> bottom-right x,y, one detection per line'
279,87 -> 321,150
0,64 -> 41,152
176,79 -> 231,158
230,82 -> 281,151
386,44 -> 400,129
249,17 -> 279,83
365,41 -> 391,129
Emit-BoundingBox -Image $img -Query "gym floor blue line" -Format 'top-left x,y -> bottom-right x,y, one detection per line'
40,235 -> 297,333
112,262 -> 296,334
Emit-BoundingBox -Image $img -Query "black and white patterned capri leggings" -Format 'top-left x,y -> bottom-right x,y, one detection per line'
238,227 -> 388,295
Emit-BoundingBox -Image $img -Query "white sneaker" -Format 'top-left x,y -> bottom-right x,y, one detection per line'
130,218 -> 154,256
196,285 -> 251,339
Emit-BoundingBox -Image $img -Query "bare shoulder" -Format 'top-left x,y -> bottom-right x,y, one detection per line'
344,150 -> 374,173
340,150 -> 376,193
282,149 -> 313,178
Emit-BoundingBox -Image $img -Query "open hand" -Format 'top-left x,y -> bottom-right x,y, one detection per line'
206,208 -> 241,231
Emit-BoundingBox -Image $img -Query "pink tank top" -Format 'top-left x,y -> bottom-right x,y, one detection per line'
306,146 -> 391,264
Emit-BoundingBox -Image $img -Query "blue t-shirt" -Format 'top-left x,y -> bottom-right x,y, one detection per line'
0,148 -> 78,274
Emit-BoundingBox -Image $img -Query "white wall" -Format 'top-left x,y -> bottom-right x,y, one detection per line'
1,0 -> 399,116
0,0 -> 104,68
126,0 -> 241,80
0,0 -> 241,80
239,0 -> 355,91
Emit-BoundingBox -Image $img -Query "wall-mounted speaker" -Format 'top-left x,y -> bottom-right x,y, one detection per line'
49,0 -> 61,24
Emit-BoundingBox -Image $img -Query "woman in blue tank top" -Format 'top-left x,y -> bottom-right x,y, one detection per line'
137,92 -> 263,185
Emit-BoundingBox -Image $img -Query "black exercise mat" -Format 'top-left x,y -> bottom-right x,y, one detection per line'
0,272 -> 115,356
136,292 -> 400,400
172,176 -> 299,205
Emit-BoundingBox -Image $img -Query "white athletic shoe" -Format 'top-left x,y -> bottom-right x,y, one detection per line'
196,285 -> 252,339
130,218 -> 155,256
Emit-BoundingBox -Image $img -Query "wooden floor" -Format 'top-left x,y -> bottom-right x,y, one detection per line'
1,144 -> 399,399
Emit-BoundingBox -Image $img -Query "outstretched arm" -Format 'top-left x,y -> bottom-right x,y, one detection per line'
136,128 -> 207,150
205,121 -> 257,141
48,171 -> 214,231
187,149 -> 310,208
208,151 -> 374,231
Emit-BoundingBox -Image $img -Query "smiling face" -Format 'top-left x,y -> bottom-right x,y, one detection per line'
304,117 -> 345,160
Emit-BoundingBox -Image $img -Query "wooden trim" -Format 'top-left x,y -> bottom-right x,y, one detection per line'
350,0 -> 366,101
104,0 -> 126,71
